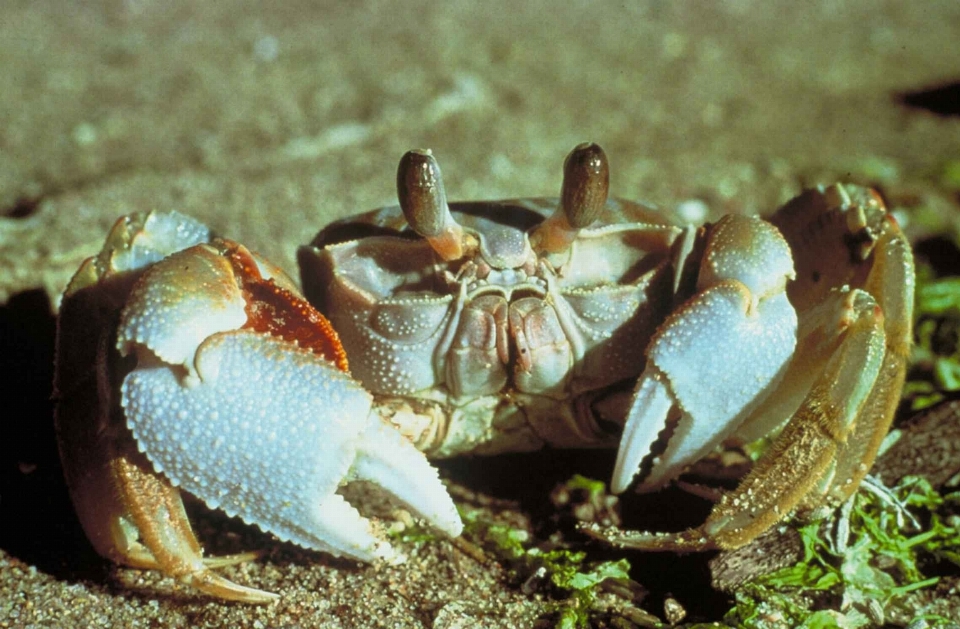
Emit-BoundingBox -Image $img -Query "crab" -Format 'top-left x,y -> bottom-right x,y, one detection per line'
54,143 -> 914,603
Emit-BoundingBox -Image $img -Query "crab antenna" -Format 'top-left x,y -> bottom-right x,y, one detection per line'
531,142 -> 609,255
397,149 -> 467,261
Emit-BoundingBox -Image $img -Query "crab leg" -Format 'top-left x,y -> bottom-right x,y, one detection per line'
59,210 -> 462,602
111,453 -> 279,601
763,184 -> 915,505
596,185 -> 908,552
823,212 -> 914,504
58,350 -> 272,602
611,214 -> 798,494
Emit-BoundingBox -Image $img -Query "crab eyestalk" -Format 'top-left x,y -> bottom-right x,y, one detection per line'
397,149 -> 470,261
531,142 -> 609,255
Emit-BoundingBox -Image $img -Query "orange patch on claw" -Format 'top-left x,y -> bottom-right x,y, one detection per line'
221,241 -> 350,372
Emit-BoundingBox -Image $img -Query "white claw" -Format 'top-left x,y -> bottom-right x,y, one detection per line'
121,328 -> 460,562
643,285 -> 796,489
613,284 -> 796,493
351,419 -> 463,538
610,372 -> 674,494
612,216 -> 798,494
306,494 -> 397,562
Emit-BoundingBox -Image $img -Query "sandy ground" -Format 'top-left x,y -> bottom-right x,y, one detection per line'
2,1 -> 960,627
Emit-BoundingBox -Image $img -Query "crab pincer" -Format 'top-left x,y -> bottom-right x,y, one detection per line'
56,211 -> 461,602
593,184 -> 911,552
611,215 -> 798,494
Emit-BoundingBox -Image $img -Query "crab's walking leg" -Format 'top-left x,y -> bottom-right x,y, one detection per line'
111,453 -> 278,601
758,185 -> 914,507
697,289 -> 885,549
814,196 -> 914,505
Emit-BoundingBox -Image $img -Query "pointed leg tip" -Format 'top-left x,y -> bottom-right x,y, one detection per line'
183,570 -> 280,604
237,588 -> 282,604
201,550 -> 263,569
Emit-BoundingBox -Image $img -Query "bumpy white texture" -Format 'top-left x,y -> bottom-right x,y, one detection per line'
612,283 -> 797,492
112,211 -> 212,274
698,215 -> 795,300
609,216 -> 799,493
122,328 -> 462,559
121,330 -> 397,561
117,246 -> 248,370
643,285 -> 796,486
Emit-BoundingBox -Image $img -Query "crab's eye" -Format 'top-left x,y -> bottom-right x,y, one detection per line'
530,142 -> 609,255
396,149 -> 468,262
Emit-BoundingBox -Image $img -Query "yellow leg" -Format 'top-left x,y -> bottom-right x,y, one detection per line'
111,455 -> 278,603
823,218 -> 914,505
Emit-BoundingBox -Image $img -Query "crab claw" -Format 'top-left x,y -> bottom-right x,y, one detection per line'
117,241 -> 461,563
611,215 -> 798,493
